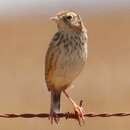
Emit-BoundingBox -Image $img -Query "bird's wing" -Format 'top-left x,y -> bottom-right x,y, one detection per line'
45,39 -> 61,90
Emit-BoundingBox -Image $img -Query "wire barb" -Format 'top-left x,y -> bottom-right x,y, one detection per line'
0,112 -> 130,119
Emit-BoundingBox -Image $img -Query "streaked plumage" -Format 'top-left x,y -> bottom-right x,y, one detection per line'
45,10 -> 88,124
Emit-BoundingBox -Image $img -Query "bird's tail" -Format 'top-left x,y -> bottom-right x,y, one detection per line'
51,90 -> 61,114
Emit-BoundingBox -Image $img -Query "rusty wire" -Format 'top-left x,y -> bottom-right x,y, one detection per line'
0,101 -> 129,119
0,112 -> 130,119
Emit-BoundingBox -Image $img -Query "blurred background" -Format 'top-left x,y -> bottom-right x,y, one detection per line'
0,0 -> 130,130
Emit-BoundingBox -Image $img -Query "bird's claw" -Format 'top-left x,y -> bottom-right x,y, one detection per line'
74,100 -> 85,125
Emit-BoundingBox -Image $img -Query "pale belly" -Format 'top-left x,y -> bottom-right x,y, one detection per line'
51,43 -> 87,89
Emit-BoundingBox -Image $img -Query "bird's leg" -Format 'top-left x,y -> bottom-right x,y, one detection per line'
63,90 -> 85,125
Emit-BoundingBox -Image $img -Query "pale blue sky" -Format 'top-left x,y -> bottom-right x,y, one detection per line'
0,0 -> 129,15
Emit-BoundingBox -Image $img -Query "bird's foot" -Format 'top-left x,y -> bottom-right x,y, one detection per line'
73,100 -> 85,125
49,111 -> 60,124
63,90 -> 86,125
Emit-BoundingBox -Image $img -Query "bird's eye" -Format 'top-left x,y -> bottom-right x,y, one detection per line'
66,15 -> 72,20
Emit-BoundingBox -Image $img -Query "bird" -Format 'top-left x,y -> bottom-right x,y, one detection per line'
45,10 -> 88,124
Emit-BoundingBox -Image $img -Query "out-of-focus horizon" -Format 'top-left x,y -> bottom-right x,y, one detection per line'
0,0 -> 130,16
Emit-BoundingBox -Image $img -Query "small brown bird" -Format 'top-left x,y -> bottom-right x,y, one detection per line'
45,10 -> 88,124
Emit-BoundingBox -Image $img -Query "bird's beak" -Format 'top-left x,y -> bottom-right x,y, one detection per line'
50,16 -> 59,22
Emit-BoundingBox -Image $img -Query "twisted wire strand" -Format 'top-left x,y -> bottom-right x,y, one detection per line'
0,112 -> 130,119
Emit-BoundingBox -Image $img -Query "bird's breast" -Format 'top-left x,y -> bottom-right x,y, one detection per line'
52,33 -> 88,88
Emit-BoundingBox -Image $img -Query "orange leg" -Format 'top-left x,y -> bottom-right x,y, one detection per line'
63,90 -> 85,125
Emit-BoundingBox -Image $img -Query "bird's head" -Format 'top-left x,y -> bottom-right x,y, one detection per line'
50,10 -> 85,32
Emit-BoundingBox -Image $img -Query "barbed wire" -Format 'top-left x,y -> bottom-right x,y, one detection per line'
0,112 -> 130,119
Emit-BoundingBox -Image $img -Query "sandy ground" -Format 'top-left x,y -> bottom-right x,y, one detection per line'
0,9 -> 130,130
